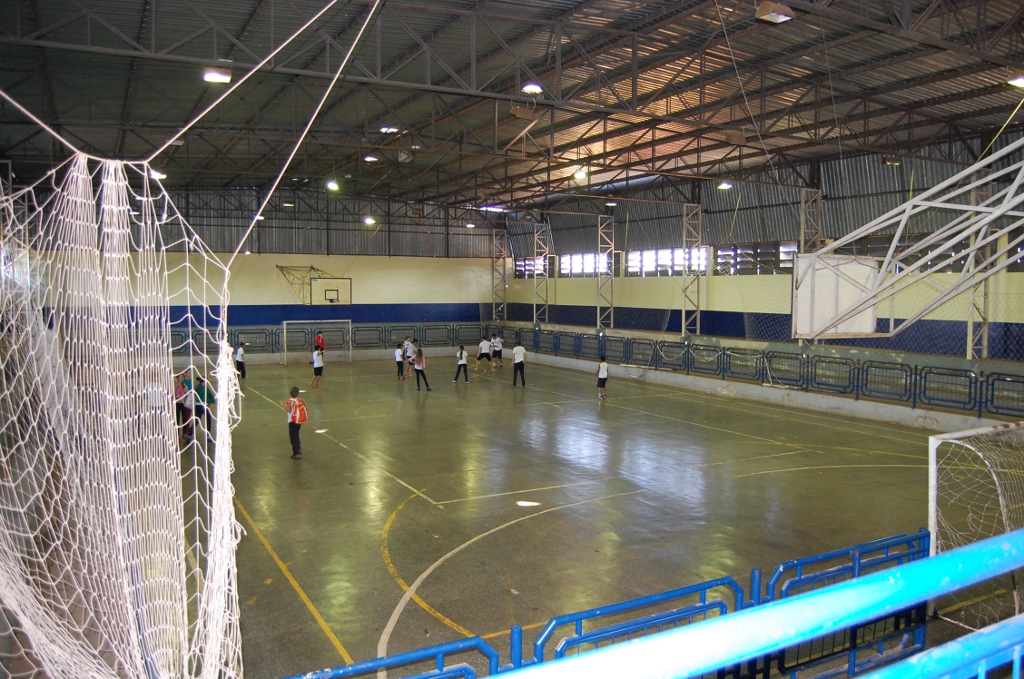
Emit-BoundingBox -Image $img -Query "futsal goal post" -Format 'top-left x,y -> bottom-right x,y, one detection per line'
929,421 -> 1024,629
281,319 -> 352,365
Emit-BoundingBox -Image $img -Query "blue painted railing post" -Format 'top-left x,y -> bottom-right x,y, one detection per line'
978,371 -> 985,418
510,625 -> 523,669
748,568 -> 762,608
912,366 -> 918,409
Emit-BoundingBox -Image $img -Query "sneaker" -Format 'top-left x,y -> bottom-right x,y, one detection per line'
426,388 -> 432,391
291,454 -> 302,459
453,380 -> 457,383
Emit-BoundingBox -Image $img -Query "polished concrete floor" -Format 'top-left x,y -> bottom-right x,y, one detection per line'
231,358 -> 933,679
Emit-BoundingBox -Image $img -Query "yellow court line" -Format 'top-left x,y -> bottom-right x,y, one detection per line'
734,464 -> 926,478
481,621 -> 547,640
381,494 -> 475,637
234,498 -> 354,664
435,481 -> 593,505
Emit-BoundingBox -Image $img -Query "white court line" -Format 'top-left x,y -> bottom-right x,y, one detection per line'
246,386 -> 439,506
434,481 -> 594,505
376,489 -> 644,668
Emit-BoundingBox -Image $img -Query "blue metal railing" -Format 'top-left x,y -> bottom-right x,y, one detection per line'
495,529 -> 1024,679
212,321 -> 1024,418
281,532 -> 933,679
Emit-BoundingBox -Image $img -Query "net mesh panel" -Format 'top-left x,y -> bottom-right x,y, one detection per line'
0,154 -> 242,678
934,424 -> 1024,630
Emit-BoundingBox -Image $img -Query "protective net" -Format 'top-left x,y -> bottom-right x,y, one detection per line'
0,154 -> 242,678
931,422 -> 1024,630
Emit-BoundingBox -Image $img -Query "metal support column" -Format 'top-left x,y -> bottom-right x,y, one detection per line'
492,227 -> 508,322
799,189 -> 823,253
682,203 -> 702,337
533,219 -> 551,324
597,215 -> 614,330
968,171 -> 992,359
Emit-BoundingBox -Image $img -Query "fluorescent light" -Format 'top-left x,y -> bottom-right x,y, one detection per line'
380,125 -> 399,133
168,139 -> 184,146
326,179 -> 339,191
480,205 -> 506,213
574,167 -> 588,180
243,250 -> 251,255
605,201 -> 617,207
202,66 -> 232,83
1008,73 -> 1024,88
466,222 -> 475,228
363,215 -> 376,225
717,180 -> 733,190
364,154 -> 379,162
883,156 -> 901,166
411,144 -> 422,150
254,214 -> 265,221
755,0 -> 794,23
521,82 -> 543,95
282,202 -> 295,207
149,169 -> 166,180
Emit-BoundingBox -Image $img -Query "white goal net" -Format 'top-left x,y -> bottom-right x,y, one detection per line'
0,154 -> 242,678
929,421 -> 1024,630
282,319 -> 352,365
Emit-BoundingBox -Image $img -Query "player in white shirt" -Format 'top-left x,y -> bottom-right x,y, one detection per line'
453,345 -> 469,383
234,342 -> 246,379
476,337 -> 492,371
405,338 -> 417,365
395,344 -> 406,380
597,354 -> 609,400
490,334 -> 504,369
511,340 -> 526,387
311,348 -> 325,388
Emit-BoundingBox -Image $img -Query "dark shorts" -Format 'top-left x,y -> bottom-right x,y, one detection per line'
493,349 -> 503,358
314,366 -> 324,376
597,377 -> 607,388
477,353 -> 491,361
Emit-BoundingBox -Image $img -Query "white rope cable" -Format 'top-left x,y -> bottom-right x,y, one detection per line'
147,0 -> 348,163
0,88 -> 89,157
225,0 -> 385,270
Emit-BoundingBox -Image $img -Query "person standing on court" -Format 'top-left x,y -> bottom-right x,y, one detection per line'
406,338 -> 417,367
512,340 -> 526,387
311,347 -> 324,388
476,336 -> 492,372
453,345 -> 469,383
395,344 -> 406,380
234,342 -> 246,379
281,386 -> 306,459
314,331 -> 326,353
597,355 -> 609,400
491,334 -> 504,370
414,348 -> 431,391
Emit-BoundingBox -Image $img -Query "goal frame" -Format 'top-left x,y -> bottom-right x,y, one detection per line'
282,319 -> 352,365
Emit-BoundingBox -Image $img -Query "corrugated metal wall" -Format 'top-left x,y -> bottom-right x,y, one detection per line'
169,190 -> 494,258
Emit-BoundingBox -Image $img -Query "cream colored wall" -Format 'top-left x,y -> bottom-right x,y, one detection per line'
507,270 -> 1024,322
165,253 -> 494,306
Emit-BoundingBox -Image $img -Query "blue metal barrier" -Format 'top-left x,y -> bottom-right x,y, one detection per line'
422,324 -> 454,347
628,339 -> 656,367
578,334 -> 601,359
554,331 -> 578,356
527,577 -> 744,665
657,342 -> 688,371
281,637 -> 500,679
809,356 -> 857,394
689,344 -> 721,376
352,325 -> 385,348
495,529 -> 1024,679
723,348 -> 763,382
861,612 -> 1024,679
602,336 -> 627,363
917,367 -> 978,411
986,373 -> 1024,418
860,361 -> 914,403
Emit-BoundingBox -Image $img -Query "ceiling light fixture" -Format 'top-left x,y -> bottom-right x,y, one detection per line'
168,139 -> 184,146
466,222 -> 476,228
149,169 -> 167,180
243,250 -> 251,255
1008,72 -> 1024,88
364,154 -> 379,162
480,205 -> 506,213
521,82 -> 543,95
379,125 -> 399,133
282,202 -> 295,208
717,180 -> 733,190
202,66 -> 232,83
254,214 -> 265,221
883,156 -> 902,166
326,179 -> 340,191
605,200 -> 617,207
363,216 -> 376,225
755,0 -> 794,23
574,167 -> 588,180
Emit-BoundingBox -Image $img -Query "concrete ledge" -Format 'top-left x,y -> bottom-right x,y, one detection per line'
527,352 -> 1008,433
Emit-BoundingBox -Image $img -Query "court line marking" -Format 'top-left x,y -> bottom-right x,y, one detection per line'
234,497 -> 355,664
435,481 -> 594,505
377,489 -> 644,659
733,463 -> 926,478
481,621 -> 547,640
381,494 -> 475,637
246,386 -> 438,506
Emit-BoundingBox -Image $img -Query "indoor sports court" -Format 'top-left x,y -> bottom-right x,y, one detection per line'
2,1 -> 1024,679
